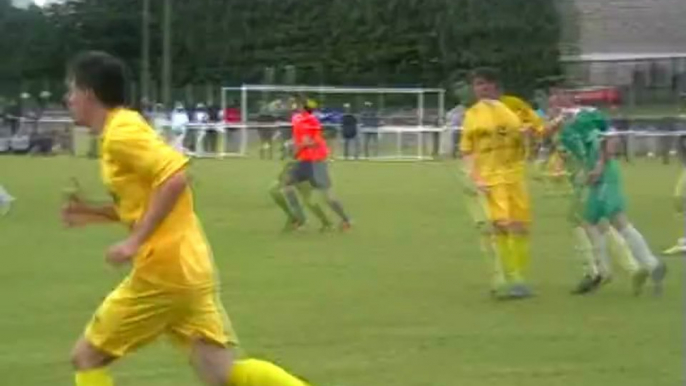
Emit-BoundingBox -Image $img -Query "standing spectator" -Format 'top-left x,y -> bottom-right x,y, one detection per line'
360,101 -> 380,158
445,98 -> 465,158
170,102 -> 189,152
341,103 -> 359,159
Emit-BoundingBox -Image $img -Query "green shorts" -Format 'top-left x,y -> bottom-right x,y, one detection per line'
583,162 -> 625,224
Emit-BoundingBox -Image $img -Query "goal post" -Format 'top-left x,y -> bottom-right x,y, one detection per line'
219,84 -> 446,160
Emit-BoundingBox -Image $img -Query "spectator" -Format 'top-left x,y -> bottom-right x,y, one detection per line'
341,103 -> 359,159
360,101 -> 380,158
170,102 -> 189,152
445,99 -> 465,158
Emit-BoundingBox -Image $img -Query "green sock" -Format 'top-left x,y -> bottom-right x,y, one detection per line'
269,184 -> 295,222
302,189 -> 332,226
283,188 -> 305,223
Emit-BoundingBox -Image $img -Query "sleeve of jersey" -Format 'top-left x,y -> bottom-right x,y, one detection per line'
459,111 -> 475,154
107,124 -> 189,187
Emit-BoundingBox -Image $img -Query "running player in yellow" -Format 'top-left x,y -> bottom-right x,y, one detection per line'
62,51 -> 311,386
460,68 -> 534,299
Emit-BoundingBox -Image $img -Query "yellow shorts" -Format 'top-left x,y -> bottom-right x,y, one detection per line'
484,181 -> 531,223
85,276 -> 237,357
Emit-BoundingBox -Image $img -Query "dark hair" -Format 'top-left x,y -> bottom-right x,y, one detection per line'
68,51 -> 128,108
469,67 -> 500,84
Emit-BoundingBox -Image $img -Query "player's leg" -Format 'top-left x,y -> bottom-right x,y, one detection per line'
282,162 -> 307,226
269,162 -> 301,228
312,161 -> 351,229
176,290 -> 310,386
298,184 -> 333,230
463,186 -> 504,291
485,185 -> 525,297
508,180 -> 533,286
610,212 -> 666,295
607,225 -> 640,274
72,278 -> 170,386
0,184 -> 15,216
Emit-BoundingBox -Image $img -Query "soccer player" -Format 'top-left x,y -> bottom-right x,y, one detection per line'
664,134 -> 686,255
460,68 -> 534,299
0,184 -> 15,216
549,86 -> 667,296
280,96 -> 352,231
62,51 -> 312,386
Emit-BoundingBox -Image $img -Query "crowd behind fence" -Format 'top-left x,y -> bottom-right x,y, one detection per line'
1,111 -> 686,164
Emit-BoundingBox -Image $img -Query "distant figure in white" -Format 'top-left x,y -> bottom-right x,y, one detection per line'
170,102 -> 189,152
444,99 -> 465,158
0,185 -> 15,216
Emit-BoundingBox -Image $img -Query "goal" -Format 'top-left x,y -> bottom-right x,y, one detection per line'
218,84 -> 446,160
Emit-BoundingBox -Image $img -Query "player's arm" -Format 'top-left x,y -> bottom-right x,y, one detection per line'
61,181 -> 119,227
459,112 -> 486,190
105,126 -> 189,264
128,170 -> 188,247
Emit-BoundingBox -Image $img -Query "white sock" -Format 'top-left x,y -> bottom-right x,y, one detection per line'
619,224 -> 660,270
587,227 -> 612,277
0,185 -> 14,202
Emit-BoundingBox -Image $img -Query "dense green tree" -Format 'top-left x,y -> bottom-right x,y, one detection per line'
0,0 -> 569,101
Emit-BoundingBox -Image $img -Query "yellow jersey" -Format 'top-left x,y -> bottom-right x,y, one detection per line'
460,100 -> 525,185
100,108 -> 215,290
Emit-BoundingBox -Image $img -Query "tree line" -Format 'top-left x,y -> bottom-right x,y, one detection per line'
0,0 -> 572,104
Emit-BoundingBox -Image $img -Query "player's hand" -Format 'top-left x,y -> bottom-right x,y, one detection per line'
675,196 -> 685,214
106,238 -> 140,267
61,200 -> 96,227
587,167 -> 602,185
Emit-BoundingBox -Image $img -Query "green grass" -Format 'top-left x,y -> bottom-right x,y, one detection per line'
0,156 -> 683,386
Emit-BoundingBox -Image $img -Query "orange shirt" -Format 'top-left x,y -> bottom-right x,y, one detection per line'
100,108 -> 215,290
292,111 -> 328,161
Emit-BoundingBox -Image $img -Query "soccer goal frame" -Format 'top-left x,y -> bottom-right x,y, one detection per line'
220,84 -> 446,160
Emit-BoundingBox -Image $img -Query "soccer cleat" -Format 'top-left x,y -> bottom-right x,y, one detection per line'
494,283 -> 534,300
282,219 -> 305,233
339,221 -> 353,232
631,268 -> 650,296
662,238 -> 686,256
571,274 -> 604,295
650,262 -> 667,296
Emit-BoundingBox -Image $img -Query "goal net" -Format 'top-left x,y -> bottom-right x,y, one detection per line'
218,84 -> 446,160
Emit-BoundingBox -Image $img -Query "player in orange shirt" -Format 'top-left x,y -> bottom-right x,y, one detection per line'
279,96 -> 352,231
62,51 -> 312,386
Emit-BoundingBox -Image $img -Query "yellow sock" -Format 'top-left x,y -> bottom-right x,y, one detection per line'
511,233 -> 531,280
75,368 -> 113,386
608,226 -> 639,274
229,359 -> 308,386
495,233 -> 521,283
480,233 -> 505,289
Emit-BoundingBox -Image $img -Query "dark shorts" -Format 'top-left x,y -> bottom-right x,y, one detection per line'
286,161 -> 332,189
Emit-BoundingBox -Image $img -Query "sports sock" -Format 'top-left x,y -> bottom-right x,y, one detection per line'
75,368 -> 113,386
480,232 -> 505,289
327,199 -> 350,223
302,191 -> 332,227
495,233 -> 522,283
511,232 -> 531,277
269,185 -> 295,222
229,359 -> 307,386
283,188 -> 305,224
607,226 -> 640,274
587,226 -> 611,277
619,223 -> 660,270
573,226 -> 598,276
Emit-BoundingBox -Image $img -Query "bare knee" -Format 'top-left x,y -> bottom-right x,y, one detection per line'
190,338 -> 235,386
509,221 -> 529,235
70,337 -> 116,371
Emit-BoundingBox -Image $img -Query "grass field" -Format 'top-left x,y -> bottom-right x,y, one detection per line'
0,156 -> 683,386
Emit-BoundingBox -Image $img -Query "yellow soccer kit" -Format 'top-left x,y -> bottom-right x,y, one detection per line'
85,108 -> 236,357
460,99 -> 530,223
